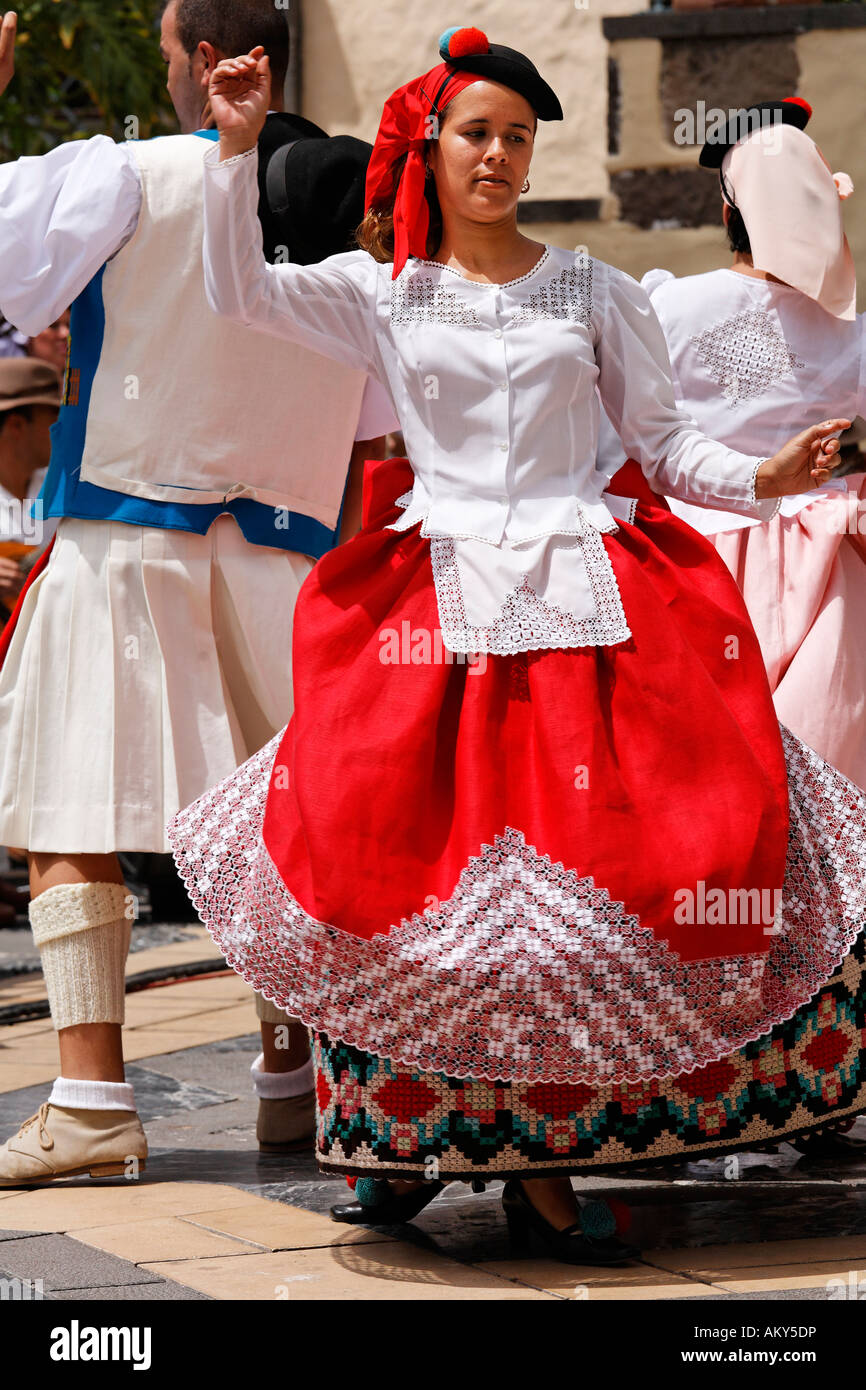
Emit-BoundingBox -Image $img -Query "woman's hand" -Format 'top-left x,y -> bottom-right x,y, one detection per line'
756,418 -> 850,499
0,11 -> 17,97
209,46 -> 271,161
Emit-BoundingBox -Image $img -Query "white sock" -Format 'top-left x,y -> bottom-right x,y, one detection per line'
49,1076 -> 136,1112
251,1053 -> 314,1099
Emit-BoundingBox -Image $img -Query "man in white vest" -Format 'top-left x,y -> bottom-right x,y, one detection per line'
0,2 -> 396,1183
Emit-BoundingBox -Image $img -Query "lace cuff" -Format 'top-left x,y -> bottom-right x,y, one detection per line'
202,142 -> 258,172
749,458 -> 783,523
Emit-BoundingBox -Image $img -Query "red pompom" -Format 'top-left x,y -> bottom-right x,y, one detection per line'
450,26 -> 490,58
784,96 -> 813,120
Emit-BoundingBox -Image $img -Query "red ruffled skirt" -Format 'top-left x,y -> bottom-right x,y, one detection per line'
169,459 -> 866,1085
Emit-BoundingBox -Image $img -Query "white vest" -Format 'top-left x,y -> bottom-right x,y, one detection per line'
78,135 -> 367,530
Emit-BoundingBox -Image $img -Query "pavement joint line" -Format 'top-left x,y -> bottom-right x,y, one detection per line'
637,1258 -> 729,1290
176,1211 -> 402,1250
463,1262 -> 572,1299
638,1247 -> 866,1279
469,1267 -> 567,1299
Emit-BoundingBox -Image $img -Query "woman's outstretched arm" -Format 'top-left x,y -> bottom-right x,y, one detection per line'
596,264 -> 847,511
202,46 -> 379,373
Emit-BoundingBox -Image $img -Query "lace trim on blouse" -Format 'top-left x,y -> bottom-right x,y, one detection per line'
411,246 -> 551,289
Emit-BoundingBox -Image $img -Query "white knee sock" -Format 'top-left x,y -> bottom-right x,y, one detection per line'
29,882 -> 131,1030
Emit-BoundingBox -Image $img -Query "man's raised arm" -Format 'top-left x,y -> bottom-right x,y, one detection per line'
0,11 -> 16,97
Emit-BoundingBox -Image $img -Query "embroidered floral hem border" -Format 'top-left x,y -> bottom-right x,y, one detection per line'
169,721 -> 866,1086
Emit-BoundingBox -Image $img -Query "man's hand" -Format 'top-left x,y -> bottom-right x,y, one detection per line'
756,417 -> 850,499
209,46 -> 271,161
0,556 -> 23,605
0,11 -> 17,97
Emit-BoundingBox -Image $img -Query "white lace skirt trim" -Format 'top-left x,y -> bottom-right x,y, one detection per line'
169,724 -> 866,1086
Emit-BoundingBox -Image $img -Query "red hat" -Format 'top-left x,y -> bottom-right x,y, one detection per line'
365,26 -> 562,280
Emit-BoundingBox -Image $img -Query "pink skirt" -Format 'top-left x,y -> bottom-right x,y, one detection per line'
713,477 -> 866,792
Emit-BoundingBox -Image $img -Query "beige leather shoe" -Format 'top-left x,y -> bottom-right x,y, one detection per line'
257,1092 -> 315,1153
0,1103 -> 148,1185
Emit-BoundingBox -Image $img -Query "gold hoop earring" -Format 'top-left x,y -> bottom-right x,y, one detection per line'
522,178 -> 531,194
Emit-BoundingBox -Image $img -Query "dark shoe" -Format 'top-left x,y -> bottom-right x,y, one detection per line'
501,1180 -> 640,1265
790,1122 -> 865,1158
331,1178 -> 444,1225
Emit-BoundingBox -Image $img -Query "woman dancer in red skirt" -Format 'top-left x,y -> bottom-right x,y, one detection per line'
170,27 -> 866,1264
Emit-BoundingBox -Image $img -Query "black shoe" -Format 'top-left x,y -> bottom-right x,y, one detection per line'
330,1178 -> 444,1225
501,1180 -> 640,1265
790,1125 -> 865,1158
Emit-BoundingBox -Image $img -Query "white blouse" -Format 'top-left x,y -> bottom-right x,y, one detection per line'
203,144 -> 778,654
639,268 -> 866,535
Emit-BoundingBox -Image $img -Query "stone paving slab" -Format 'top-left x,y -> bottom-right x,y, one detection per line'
0,1182 -> 284,1232
0,1232 -> 164,1291
71,1216 -> 268,1263
0,1263 -> 58,1299
474,1256 -> 719,1300
54,1281 -> 211,1300
142,1242 -> 560,1301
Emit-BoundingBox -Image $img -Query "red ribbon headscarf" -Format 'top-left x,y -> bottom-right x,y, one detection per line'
365,63 -> 488,280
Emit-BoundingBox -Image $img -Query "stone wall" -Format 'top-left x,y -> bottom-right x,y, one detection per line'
602,5 -> 866,302
296,3 -> 866,304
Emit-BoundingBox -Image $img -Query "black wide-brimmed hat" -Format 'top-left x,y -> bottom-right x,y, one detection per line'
699,97 -> 812,169
438,25 -> 563,121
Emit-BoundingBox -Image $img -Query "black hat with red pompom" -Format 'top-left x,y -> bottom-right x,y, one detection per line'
699,97 -> 812,168
437,26 -> 563,121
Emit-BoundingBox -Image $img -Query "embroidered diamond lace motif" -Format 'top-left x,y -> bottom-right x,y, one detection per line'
429,532 -> 631,655
391,273 -> 481,326
169,725 -> 866,1086
509,258 -> 594,326
691,308 -> 805,407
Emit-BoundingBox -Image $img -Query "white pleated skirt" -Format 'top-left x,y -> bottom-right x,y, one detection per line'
0,516 -> 311,853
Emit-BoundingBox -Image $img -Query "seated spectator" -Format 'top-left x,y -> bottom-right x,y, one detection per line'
0,359 -> 60,612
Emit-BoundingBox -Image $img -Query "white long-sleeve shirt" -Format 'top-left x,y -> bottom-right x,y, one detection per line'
0,134 -> 395,443
202,144 -> 777,654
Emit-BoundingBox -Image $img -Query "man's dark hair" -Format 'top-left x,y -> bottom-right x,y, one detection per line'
0,406 -> 33,437
166,0 -> 290,93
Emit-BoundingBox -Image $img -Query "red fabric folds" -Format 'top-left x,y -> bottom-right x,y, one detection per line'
262,458 -> 790,967
0,537 -> 54,673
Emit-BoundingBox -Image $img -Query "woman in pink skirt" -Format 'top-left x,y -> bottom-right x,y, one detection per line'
641,99 -> 866,792
169,30 -> 866,1264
